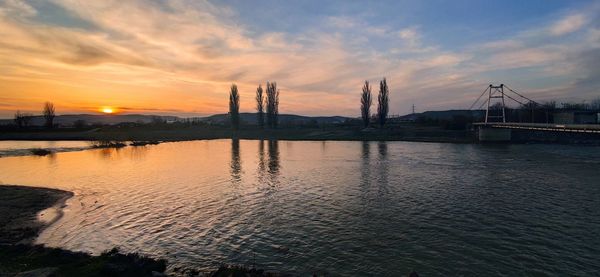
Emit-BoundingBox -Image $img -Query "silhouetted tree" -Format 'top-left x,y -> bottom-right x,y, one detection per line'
591,97 -> 600,111
360,80 -> 372,128
229,84 -> 240,130
151,116 -> 165,125
489,102 -> 504,110
377,78 -> 389,127
521,101 -> 538,123
14,111 -> 33,128
266,82 -> 279,128
542,101 -> 557,123
43,102 -> 55,128
256,85 -> 264,128
13,111 -> 24,128
561,102 -> 588,110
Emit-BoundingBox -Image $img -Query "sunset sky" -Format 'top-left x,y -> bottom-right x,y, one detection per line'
1,0 -> 599,118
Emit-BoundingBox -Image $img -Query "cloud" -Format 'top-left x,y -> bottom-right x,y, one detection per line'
398,27 -> 419,45
480,40 -> 521,50
327,16 -> 358,29
0,0 -> 36,17
550,14 -> 586,36
0,0 -> 599,118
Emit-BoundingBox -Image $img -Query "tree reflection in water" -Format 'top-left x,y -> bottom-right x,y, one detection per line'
230,138 -> 242,183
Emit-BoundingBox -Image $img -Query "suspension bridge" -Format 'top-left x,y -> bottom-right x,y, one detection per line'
469,84 -> 600,142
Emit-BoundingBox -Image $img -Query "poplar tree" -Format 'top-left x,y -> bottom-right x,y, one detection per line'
229,84 -> 240,130
377,78 -> 389,127
360,80 -> 372,128
256,85 -> 264,128
266,82 -> 279,128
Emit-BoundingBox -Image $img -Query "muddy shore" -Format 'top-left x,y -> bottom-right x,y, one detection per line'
0,185 -> 168,276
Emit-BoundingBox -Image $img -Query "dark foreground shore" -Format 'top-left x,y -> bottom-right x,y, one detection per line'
0,185 -> 169,276
0,185 -> 281,277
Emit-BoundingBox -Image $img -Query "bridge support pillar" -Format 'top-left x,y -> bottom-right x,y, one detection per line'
478,127 -> 511,142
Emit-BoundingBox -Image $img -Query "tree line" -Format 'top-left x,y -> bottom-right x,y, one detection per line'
361,78 -> 389,128
228,82 -> 280,130
228,78 -> 390,130
13,102 -> 56,129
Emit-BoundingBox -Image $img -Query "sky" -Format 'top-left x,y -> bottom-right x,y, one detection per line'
0,0 -> 599,118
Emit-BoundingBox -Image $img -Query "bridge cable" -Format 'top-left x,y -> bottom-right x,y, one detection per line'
503,93 -> 527,107
477,98 -> 489,110
504,85 -> 540,105
468,86 -> 490,110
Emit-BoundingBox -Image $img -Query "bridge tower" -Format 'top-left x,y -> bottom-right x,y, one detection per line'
485,84 -> 506,123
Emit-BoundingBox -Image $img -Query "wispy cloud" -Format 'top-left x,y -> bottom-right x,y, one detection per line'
0,0 -> 598,117
550,14 -> 587,36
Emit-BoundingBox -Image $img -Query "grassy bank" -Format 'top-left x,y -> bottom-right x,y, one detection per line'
0,124 -> 475,143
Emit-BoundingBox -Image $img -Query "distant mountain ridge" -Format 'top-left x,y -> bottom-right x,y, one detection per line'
0,113 -> 352,126
200,113 -> 350,125
397,110 -> 485,121
0,110 -> 486,126
0,114 -> 179,126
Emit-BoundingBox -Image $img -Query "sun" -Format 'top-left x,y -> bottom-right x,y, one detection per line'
101,107 -> 114,114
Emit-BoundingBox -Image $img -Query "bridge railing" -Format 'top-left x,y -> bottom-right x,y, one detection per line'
473,122 -> 600,133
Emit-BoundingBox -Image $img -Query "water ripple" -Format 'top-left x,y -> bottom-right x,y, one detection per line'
0,140 -> 599,275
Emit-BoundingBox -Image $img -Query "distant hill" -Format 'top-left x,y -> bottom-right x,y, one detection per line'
0,114 -> 180,126
200,113 -> 351,125
0,110 -> 486,127
396,110 -> 485,121
0,113 -> 351,126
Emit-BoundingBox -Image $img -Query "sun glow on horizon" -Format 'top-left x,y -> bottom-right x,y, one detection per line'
0,1 -> 597,118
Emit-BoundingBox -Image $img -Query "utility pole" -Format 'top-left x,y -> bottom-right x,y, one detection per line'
412,104 -> 415,114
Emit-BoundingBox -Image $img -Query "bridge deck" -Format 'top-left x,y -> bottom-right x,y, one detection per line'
474,122 -> 600,134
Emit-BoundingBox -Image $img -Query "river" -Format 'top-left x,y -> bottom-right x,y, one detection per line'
0,140 -> 598,276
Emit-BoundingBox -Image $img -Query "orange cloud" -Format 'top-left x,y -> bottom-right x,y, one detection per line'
0,1 -> 599,118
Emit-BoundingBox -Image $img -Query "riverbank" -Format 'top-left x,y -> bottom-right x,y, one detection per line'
0,125 -> 475,143
0,185 -> 72,245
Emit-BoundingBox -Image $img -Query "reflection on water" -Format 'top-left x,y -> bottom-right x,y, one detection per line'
0,140 -> 599,276
377,140 -> 387,159
360,141 -> 371,184
129,146 -> 149,161
267,140 -> 280,177
257,140 -> 266,185
230,139 -> 242,183
0,140 -> 91,157
376,141 -> 389,196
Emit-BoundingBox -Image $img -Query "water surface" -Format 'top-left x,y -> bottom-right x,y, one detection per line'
0,140 -> 598,276
0,140 -> 91,157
